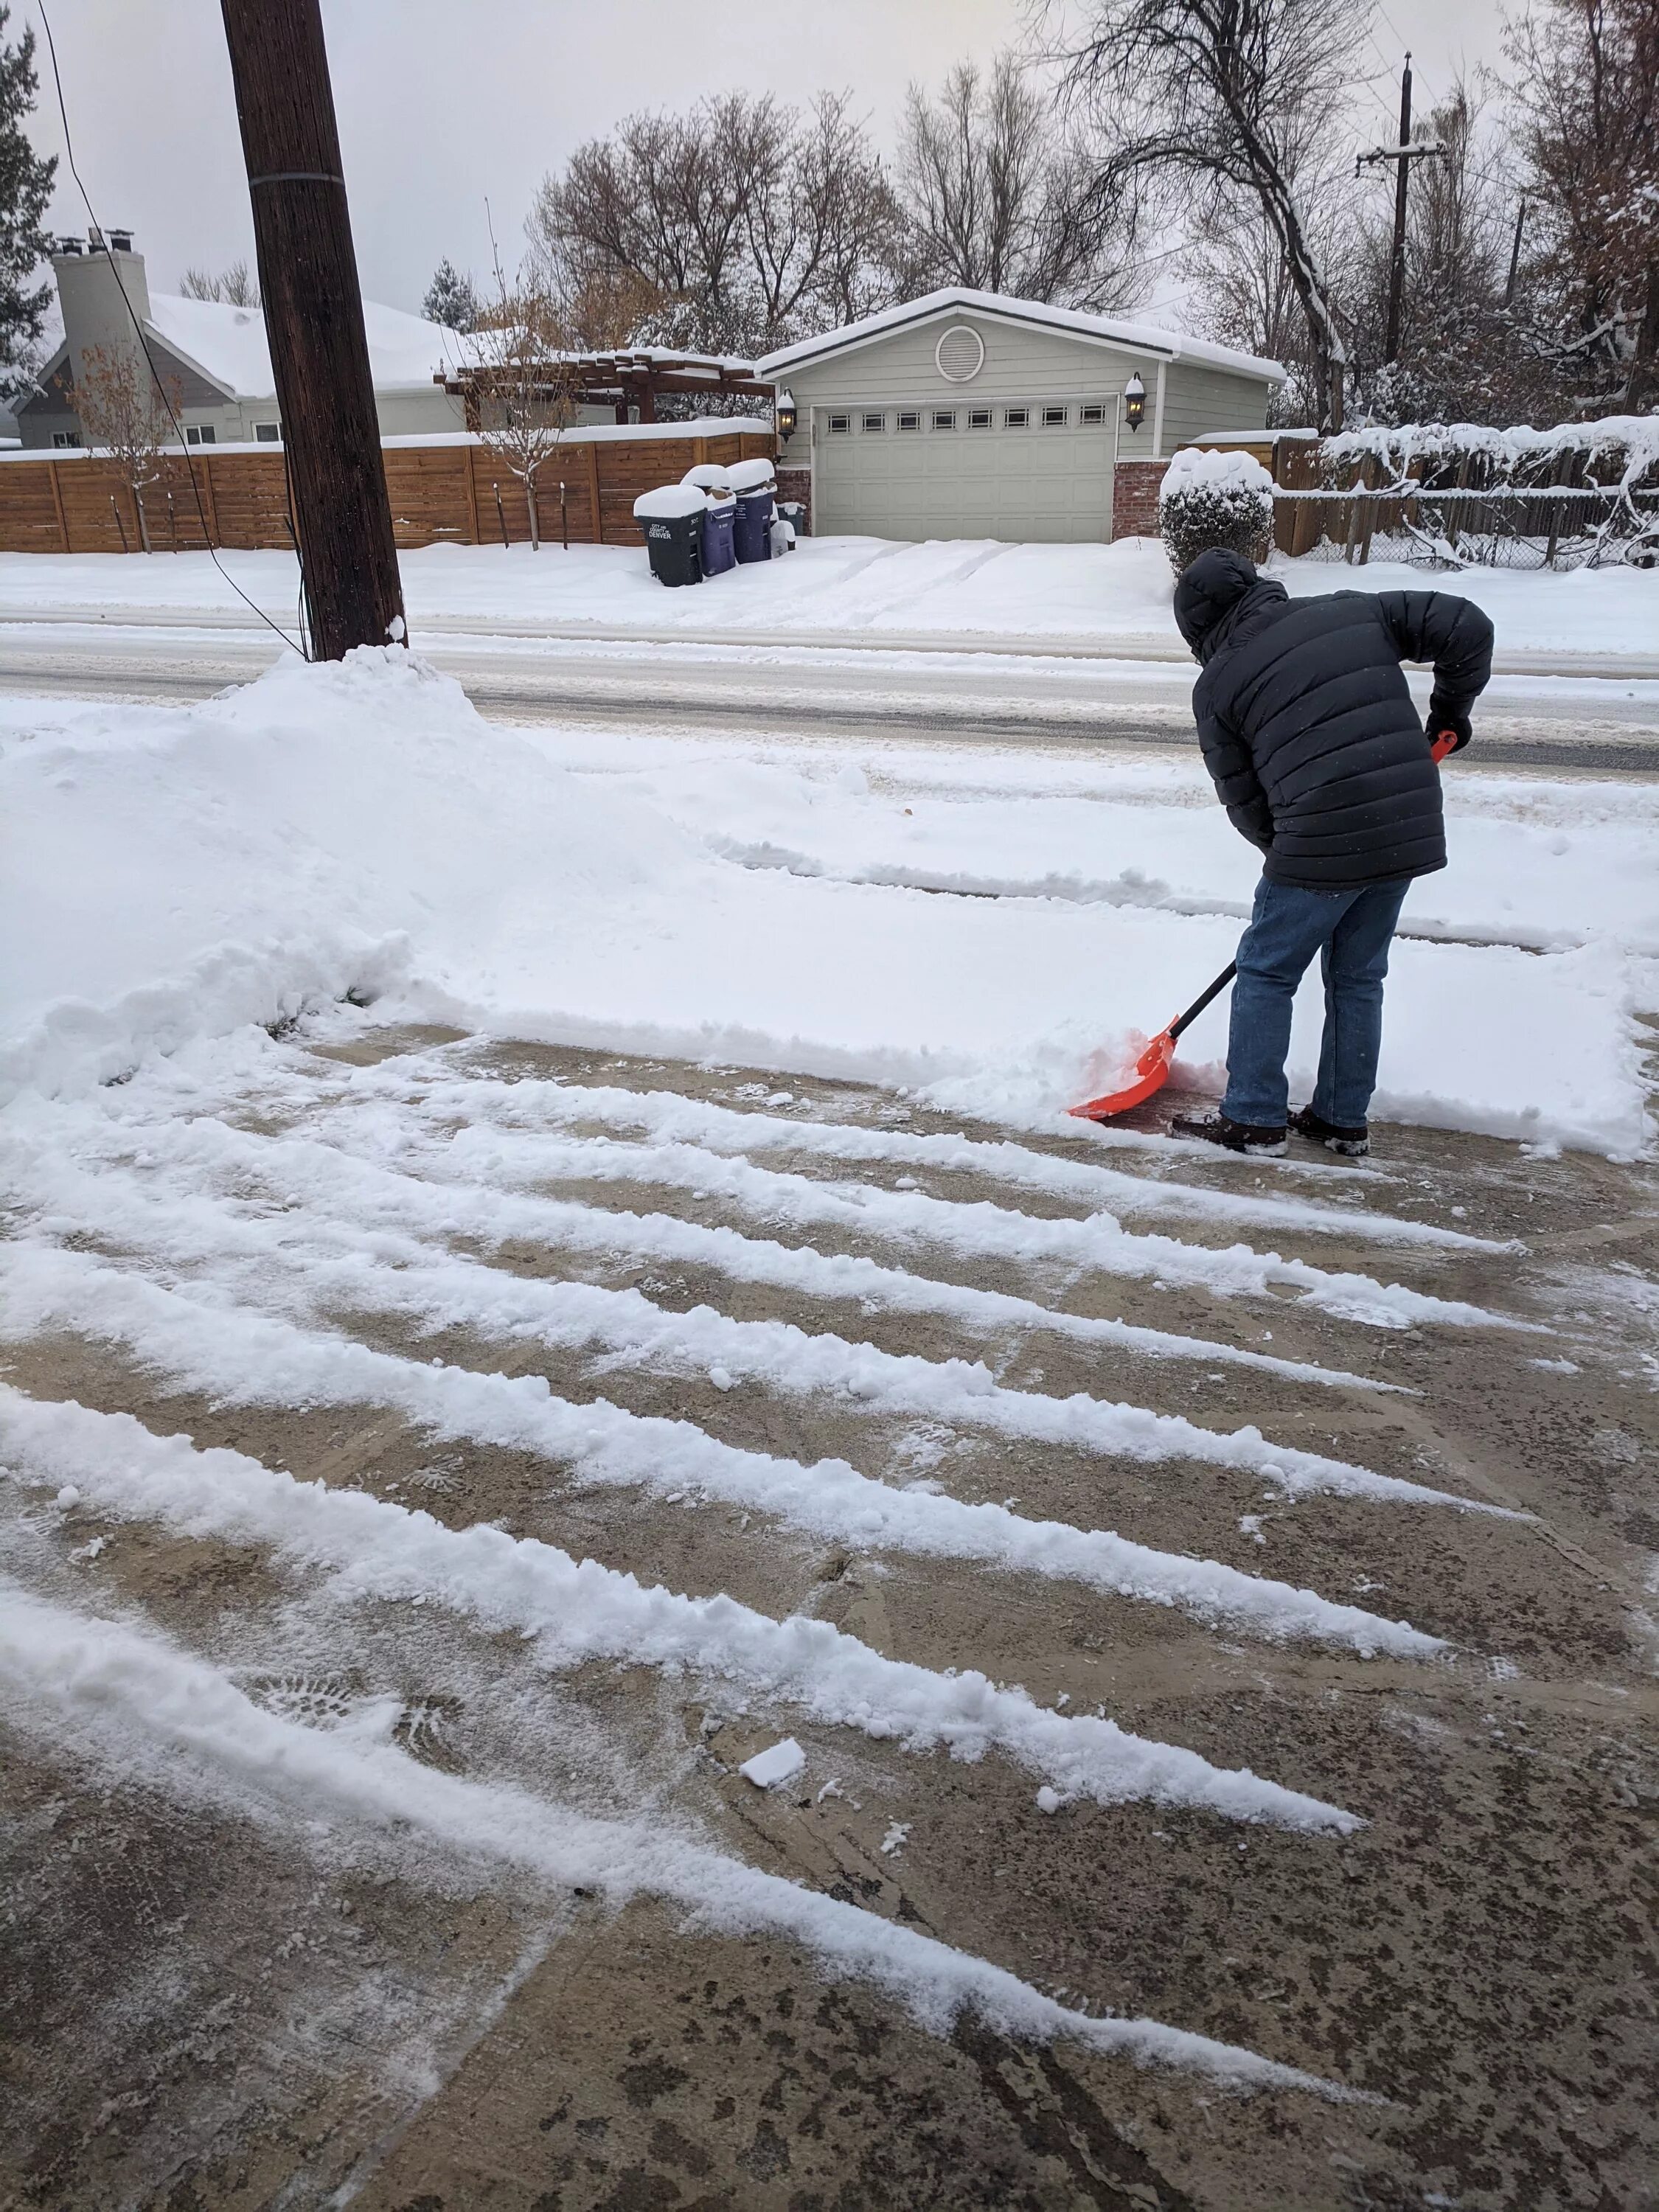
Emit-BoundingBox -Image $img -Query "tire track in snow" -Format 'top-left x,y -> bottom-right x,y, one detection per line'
0,1581 -> 1362,2098
0,1389 -> 1372,1823
0,1251 -> 1505,1663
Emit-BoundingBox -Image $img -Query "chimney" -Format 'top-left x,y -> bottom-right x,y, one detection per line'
52,231 -> 151,394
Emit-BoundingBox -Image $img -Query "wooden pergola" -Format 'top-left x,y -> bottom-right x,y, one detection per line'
435,347 -> 776,428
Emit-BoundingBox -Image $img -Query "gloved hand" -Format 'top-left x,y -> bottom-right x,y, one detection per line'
1427,698 -> 1472,754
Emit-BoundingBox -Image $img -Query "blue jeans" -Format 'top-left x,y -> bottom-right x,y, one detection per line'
1220,876 -> 1411,1128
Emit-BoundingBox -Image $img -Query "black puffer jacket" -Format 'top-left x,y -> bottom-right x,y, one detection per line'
1174,549 -> 1494,888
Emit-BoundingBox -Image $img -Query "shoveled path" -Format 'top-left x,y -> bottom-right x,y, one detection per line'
2,1024 -> 1655,2211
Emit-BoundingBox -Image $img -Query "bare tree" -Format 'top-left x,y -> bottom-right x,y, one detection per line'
465,264 -> 581,551
1058,0 -> 1367,428
180,260 -> 259,307
1190,198 -> 1322,420
73,344 -> 181,552
897,52 -> 1146,307
1503,0 -> 1659,408
529,91 -> 904,353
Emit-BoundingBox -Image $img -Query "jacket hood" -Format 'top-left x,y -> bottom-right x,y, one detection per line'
1173,549 -> 1287,664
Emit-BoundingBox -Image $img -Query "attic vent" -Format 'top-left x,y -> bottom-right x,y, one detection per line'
934,324 -> 985,383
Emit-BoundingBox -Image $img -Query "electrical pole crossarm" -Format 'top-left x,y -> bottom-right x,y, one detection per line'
1357,139 -> 1445,168
220,0 -> 406,662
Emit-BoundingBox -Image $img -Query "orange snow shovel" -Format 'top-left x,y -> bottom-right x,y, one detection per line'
1066,730 -> 1459,1123
1067,961 -> 1238,1121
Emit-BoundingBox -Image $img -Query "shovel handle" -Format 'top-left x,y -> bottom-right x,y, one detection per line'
1430,730 -> 1458,762
1168,961 -> 1238,1042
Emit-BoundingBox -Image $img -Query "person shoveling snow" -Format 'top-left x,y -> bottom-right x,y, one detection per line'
1165,550 -> 1493,1158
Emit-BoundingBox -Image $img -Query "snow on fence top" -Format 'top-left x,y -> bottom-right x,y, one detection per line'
1321,414 -> 1659,492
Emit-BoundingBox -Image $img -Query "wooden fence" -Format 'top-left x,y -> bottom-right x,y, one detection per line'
0,427 -> 776,555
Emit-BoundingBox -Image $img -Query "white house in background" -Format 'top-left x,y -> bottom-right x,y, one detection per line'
756,288 -> 1285,543
16,232 -> 467,451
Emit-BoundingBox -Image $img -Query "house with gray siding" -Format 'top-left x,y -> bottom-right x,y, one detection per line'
756,288 -> 1284,543
17,233 -> 467,451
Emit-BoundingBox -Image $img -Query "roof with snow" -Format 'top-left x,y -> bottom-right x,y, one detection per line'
755,288 -> 1286,384
140,291 -> 455,400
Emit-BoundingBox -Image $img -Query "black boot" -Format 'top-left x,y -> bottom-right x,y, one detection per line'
1168,1110 -> 1287,1156
1290,1105 -> 1369,1157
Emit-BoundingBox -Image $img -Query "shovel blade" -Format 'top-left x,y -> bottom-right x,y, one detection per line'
1066,1029 -> 1177,1121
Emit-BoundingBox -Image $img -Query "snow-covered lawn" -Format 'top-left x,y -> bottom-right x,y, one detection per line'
1,650 -> 1653,1151
0,535 -> 1655,664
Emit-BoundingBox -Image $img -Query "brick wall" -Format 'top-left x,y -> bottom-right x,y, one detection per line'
1111,459 -> 1168,542
776,465 -> 812,536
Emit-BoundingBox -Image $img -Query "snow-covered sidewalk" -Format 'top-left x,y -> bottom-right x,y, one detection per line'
3,650 -> 1652,1151
0,536 -> 1655,672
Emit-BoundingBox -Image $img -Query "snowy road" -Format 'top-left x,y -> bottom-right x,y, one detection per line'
4,1023 -> 1655,2208
4,619 -> 1659,769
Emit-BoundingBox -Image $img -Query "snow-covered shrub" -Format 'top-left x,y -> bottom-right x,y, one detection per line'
1158,448 -> 1276,577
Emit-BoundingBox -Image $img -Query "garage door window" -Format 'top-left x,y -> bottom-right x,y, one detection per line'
1081,403 -> 1106,425
897,409 -> 920,431
1042,405 -> 1068,427
862,411 -> 886,433
828,413 -> 850,434
932,409 -> 956,429
1004,406 -> 1029,428
968,408 -> 992,428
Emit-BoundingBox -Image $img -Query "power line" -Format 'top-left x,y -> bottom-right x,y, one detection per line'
32,1 -> 306,655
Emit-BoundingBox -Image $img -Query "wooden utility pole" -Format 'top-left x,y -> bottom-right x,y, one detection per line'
220,0 -> 406,659
1357,56 -> 1444,365
1503,197 -> 1528,308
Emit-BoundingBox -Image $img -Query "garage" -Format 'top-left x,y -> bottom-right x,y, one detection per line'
812,397 -> 1115,542
758,287 -> 1284,546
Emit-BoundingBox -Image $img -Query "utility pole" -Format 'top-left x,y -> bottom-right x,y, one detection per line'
1503,197 -> 1528,309
1357,56 -> 1445,365
220,0 -> 406,660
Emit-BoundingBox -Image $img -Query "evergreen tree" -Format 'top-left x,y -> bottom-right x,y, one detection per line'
422,257 -> 478,331
0,7 -> 57,392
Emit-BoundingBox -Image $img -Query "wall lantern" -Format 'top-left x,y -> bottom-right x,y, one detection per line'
776,387 -> 797,441
1123,372 -> 1147,431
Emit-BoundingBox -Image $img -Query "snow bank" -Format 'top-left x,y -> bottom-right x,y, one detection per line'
1,649 -> 1649,1150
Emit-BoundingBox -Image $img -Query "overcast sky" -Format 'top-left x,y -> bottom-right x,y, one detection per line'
26,0 -> 1511,321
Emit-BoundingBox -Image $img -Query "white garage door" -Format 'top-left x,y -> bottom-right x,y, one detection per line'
813,400 -> 1115,542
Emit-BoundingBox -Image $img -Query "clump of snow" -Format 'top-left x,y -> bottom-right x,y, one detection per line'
1035,1785 -> 1061,1814
740,1737 -> 805,1788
